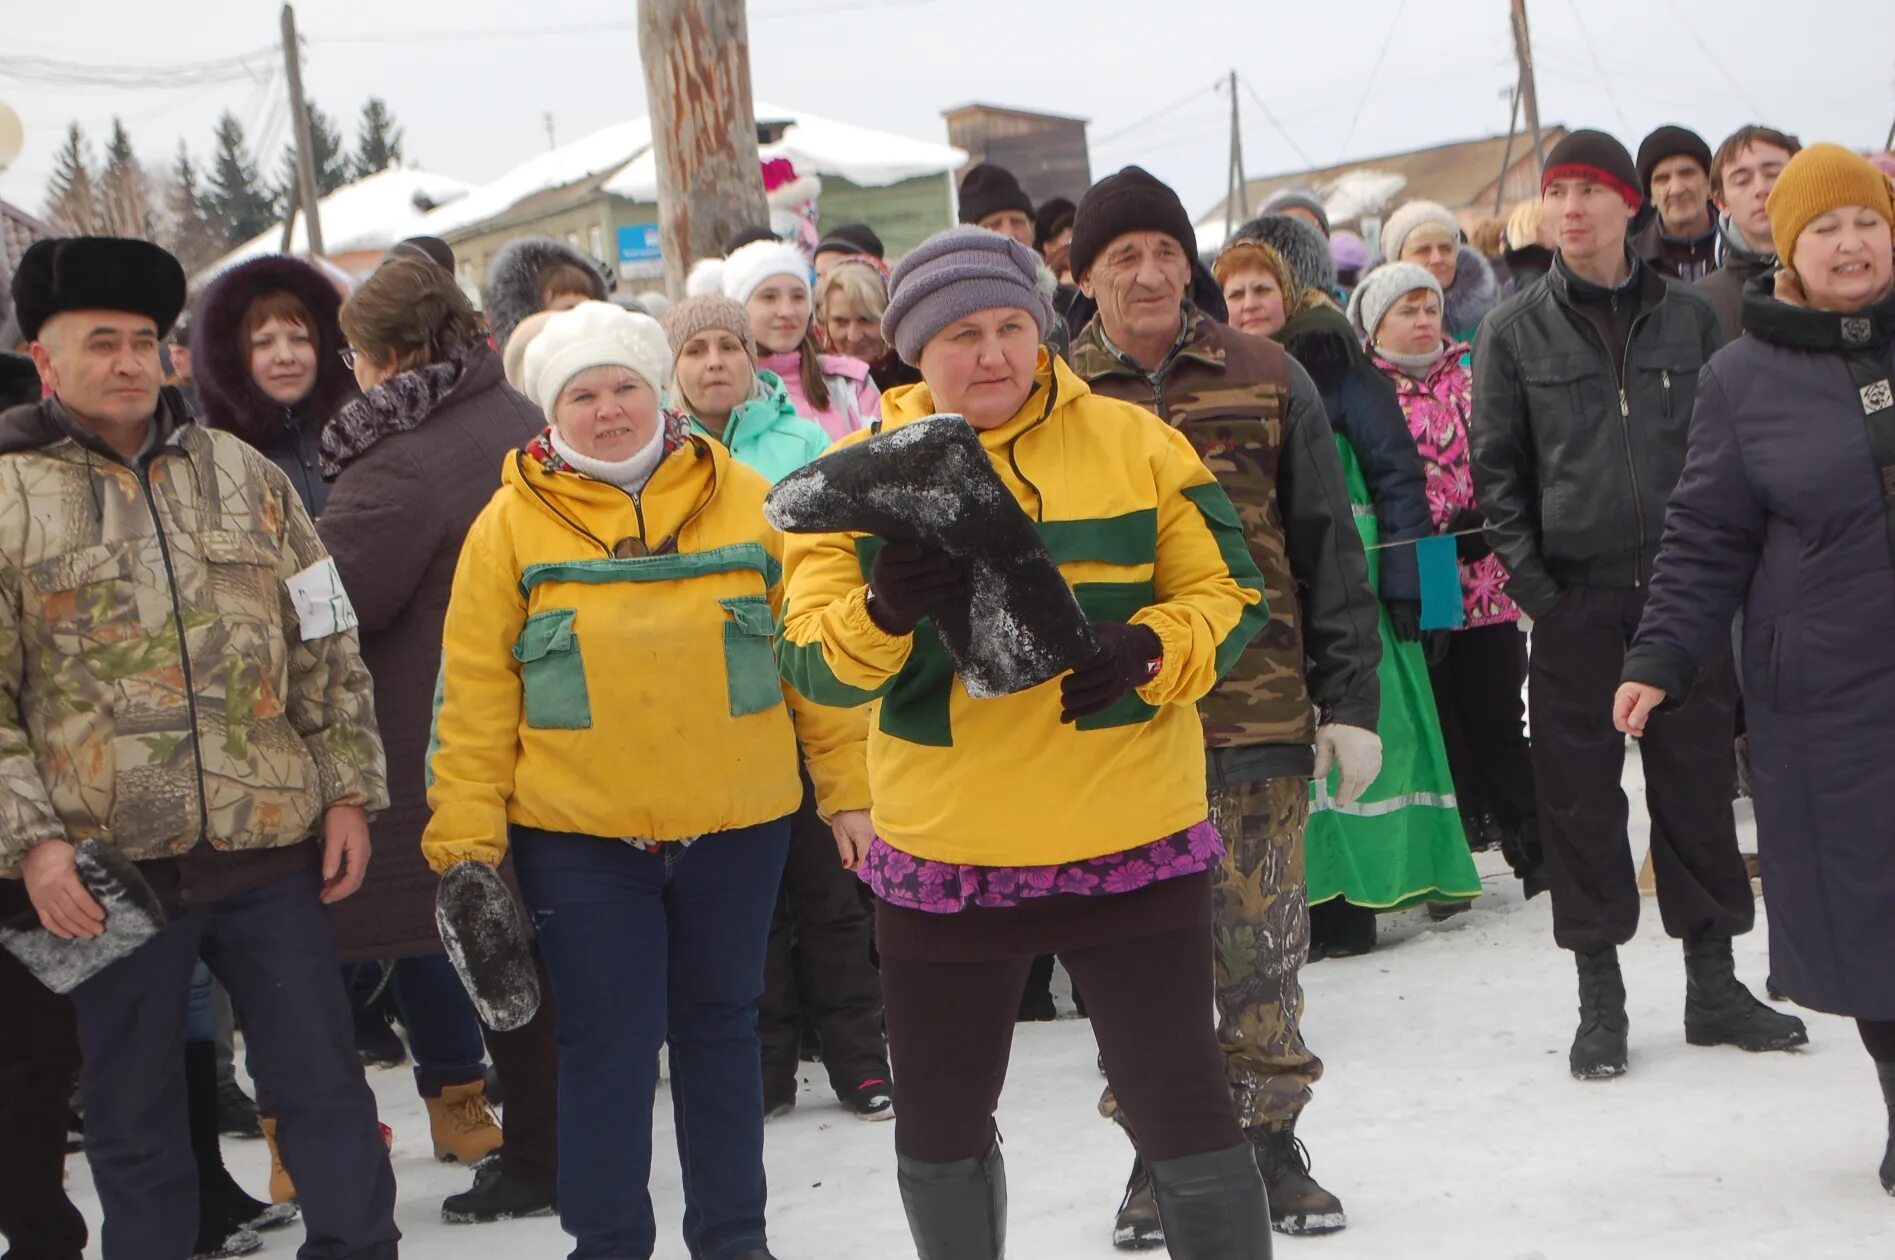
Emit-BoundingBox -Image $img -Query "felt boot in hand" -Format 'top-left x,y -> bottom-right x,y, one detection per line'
1111,1154 -> 1164,1251
1146,1144 -> 1274,1259
897,1142 -> 1006,1260
187,1042 -> 297,1257
1248,1123 -> 1345,1235
1877,1063 -> 1895,1195
427,1080 -> 505,1164
437,861 -> 541,1031
1683,937 -> 1807,1051
1571,948 -> 1630,1080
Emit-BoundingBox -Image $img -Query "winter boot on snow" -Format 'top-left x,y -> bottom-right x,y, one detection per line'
1682,936 -> 1808,1052
1147,1143 -> 1273,1259
426,1079 -> 505,1164
187,1041 -> 297,1256
1570,948 -> 1630,1080
897,1142 -> 1006,1259
441,1159 -> 557,1224
216,1076 -> 262,1140
1248,1123 -> 1345,1235
1877,1062 -> 1895,1196
259,1117 -> 295,1204
1111,1154 -> 1164,1250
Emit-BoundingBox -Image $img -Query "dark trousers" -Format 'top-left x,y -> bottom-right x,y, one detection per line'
1430,622 -> 1538,833
758,780 -> 888,1105
388,953 -> 488,1096
67,868 -> 398,1260
514,819 -> 790,1260
483,945 -> 560,1193
0,884 -> 86,1260
1528,585 -> 1754,954
879,875 -> 1242,1165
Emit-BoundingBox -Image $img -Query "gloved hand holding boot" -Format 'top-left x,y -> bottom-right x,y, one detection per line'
1060,622 -> 1163,724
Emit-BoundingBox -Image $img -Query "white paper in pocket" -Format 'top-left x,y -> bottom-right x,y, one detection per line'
286,556 -> 360,641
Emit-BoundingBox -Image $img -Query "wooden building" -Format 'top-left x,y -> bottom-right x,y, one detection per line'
943,104 -> 1092,209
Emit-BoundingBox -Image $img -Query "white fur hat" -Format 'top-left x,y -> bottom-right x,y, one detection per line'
522,300 -> 672,420
718,240 -> 811,305
1380,200 -> 1462,265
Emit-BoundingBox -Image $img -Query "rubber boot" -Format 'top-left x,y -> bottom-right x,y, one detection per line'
426,1079 -> 505,1164
1111,1153 -> 1163,1250
1570,948 -> 1629,1080
1876,1062 -> 1895,1195
1146,1143 -> 1273,1259
1247,1122 -> 1345,1235
1683,936 -> 1808,1052
186,1041 -> 297,1255
896,1142 -> 1006,1260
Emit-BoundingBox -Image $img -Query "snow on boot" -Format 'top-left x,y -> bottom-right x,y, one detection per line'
259,1117 -> 295,1204
1147,1143 -> 1274,1259
1878,1062 -> 1895,1196
1571,948 -> 1629,1080
897,1142 -> 1006,1260
437,861 -> 541,1031
191,1223 -> 262,1259
1682,937 -> 1808,1052
427,1079 -> 505,1164
763,413 -> 1097,698
0,837 -> 166,993
188,1041 -> 297,1253
1111,1154 -> 1164,1251
1248,1124 -> 1345,1235
441,1160 -> 557,1224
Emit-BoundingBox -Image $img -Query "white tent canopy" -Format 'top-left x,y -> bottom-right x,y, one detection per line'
198,166 -> 476,282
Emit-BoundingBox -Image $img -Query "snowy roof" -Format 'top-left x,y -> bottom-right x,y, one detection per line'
200,166 -> 478,281
419,103 -> 965,239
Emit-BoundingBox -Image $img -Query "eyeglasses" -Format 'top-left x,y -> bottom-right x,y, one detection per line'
338,347 -> 358,369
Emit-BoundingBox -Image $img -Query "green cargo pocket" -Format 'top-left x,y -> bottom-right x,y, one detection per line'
513,608 -> 592,730
720,596 -> 784,717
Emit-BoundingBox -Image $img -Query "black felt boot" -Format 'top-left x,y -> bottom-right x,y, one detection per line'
1571,948 -> 1629,1080
437,861 -> 541,1031
897,1142 -> 1006,1259
1682,937 -> 1808,1053
1146,1144 -> 1274,1259
0,838 -> 166,993
1877,1062 -> 1895,1196
187,1041 -> 296,1259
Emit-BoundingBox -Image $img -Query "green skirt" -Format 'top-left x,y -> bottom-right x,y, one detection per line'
1304,436 -> 1481,910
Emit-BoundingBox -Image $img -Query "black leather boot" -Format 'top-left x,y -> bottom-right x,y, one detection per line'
1571,948 -> 1629,1080
1876,1062 -> 1895,1195
1682,936 -> 1808,1052
897,1143 -> 1006,1260
1146,1144 -> 1273,1259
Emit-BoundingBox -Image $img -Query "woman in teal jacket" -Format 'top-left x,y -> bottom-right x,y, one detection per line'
663,294 -> 829,485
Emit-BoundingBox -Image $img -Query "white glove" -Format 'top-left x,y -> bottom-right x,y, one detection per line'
1314,723 -> 1383,807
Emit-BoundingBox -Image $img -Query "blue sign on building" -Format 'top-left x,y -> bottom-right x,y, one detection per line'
617,224 -> 662,266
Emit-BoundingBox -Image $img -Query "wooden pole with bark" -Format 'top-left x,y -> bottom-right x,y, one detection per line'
637,0 -> 769,300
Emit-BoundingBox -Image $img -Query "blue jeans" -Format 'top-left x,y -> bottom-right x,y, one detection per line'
388,955 -> 487,1096
513,819 -> 790,1260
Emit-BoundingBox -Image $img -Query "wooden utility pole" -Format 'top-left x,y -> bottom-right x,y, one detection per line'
280,3 -> 324,256
1224,71 -> 1248,245
638,0 -> 770,300
1509,0 -> 1546,175
1493,81 -> 1522,217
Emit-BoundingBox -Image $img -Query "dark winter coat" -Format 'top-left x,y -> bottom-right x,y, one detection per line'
1697,217 -> 1776,343
192,255 -> 356,518
1443,246 -> 1503,341
1632,206 -> 1720,282
1622,283 -> 1895,1020
1277,300 -> 1432,604
316,346 -> 543,959
0,352 -> 39,411
1502,243 -> 1553,295
1469,252 -> 1724,617
481,236 -> 609,355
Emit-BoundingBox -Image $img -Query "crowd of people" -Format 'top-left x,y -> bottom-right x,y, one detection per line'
0,112 -> 1892,1260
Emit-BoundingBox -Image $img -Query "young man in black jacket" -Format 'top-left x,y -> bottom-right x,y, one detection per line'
1469,130 -> 1806,1081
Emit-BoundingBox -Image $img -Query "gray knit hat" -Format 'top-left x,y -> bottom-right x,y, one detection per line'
662,294 -> 756,365
1346,262 -> 1442,345
882,226 -> 1055,366
1260,186 -> 1331,236
1233,214 -> 1337,297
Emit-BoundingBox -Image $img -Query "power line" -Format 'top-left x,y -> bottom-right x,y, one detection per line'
311,1 -> 936,44
1237,75 -> 1314,169
1656,0 -> 1766,117
0,47 -> 277,89
1093,80 -> 1221,148
1336,0 -> 1408,161
1561,0 -> 1630,131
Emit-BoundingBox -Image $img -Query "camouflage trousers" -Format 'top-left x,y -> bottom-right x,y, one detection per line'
1099,774 -> 1322,1132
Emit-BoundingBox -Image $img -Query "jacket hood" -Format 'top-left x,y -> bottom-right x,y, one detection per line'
483,236 -> 609,353
1444,246 -> 1502,334
1740,277 -> 1895,353
0,351 -> 40,412
192,254 -> 355,450
1715,213 -> 1775,271
500,414 -> 721,555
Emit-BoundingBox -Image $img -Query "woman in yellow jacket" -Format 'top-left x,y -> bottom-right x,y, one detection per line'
423,300 -> 835,1260
777,228 -> 1274,1259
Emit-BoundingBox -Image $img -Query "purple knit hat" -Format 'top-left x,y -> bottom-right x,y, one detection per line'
882,226 -> 1055,366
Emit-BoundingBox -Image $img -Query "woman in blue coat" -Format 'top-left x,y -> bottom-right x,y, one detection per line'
1616,145 -> 1895,1193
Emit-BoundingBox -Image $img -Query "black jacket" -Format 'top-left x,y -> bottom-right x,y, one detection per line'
1469,251 -> 1724,617
1632,207 -> 1720,282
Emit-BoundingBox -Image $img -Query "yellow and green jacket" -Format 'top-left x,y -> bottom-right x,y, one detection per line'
777,353 -> 1268,867
423,423 -> 856,871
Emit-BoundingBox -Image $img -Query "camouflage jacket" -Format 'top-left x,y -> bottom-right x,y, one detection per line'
1072,307 -> 1380,768
0,391 -> 387,872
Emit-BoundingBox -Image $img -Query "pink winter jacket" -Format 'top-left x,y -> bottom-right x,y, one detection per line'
758,350 -> 881,444
1372,344 -> 1521,628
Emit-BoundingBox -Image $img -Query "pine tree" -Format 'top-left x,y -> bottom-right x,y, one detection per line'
96,118 -> 154,240
159,143 -> 224,275
205,111 -> 275,247
352,97 -> 405,178
43,123 -> 99,236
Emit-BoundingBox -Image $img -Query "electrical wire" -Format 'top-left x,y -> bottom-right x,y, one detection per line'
1561,0 -> 1630,131
0,47 -> 277,89
1656,0 -> 1766,117
1335,0 -> 1408,161
1238,75 -> 1315,169
311,1 -> 937,44
1093,80 -> 1221,147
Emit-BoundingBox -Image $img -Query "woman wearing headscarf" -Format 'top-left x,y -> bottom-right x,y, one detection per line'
778,226 -> 1273,1258
1616,146 -> 1895,1193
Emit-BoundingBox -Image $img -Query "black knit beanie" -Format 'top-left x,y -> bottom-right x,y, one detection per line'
1068,166 -> 1199,283
1033,197 -> 1077,252
1635,125 -> 1713,194
1542,129 -> 1643,210
387,235 -> 456,273
958,163 -> 1034,226
814,222 -> 885,260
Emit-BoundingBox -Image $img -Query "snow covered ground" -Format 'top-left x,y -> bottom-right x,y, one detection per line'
61,750 -> 1895,1258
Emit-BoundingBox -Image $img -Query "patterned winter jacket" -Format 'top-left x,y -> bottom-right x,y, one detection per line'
0,390 -> 387,877
1371,346 -> 1521,628
1071,306 -> 1381,775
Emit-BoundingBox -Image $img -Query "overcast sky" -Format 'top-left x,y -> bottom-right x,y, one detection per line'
3,0 -> 1891,227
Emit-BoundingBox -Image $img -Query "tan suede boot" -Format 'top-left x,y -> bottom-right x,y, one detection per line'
426,1080 -> 504,1164
258,1117 -> 295,1204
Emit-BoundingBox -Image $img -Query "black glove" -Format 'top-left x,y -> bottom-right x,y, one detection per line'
1387,599 -> 1423,643
1449,508 -> 1492,563
1423,630 -> 1452,666
1060,622 -> 1163,724
866,541 -> 965,635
